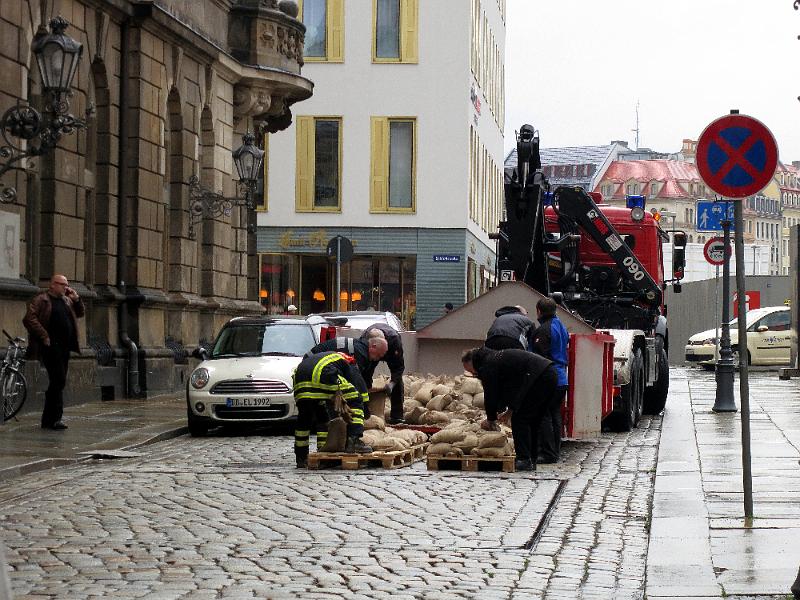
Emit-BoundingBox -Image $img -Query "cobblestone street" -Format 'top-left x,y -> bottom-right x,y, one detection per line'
0,407 -> 660,599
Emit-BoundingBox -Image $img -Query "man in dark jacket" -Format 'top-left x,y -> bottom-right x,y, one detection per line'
360,323 -> 405,424
485,305 -> 535,351
292,351 -> 373,468
23,274 -> 84,430
307,336 -> 388,384
531,297 -> 570,464
461,346 -> 558,471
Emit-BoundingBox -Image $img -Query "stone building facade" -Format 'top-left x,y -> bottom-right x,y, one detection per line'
0,0 -> 311,409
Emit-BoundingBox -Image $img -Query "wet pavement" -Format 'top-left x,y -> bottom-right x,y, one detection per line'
648,367 -> 800,598
0,368 -> 798,598
0,394 -> 187,481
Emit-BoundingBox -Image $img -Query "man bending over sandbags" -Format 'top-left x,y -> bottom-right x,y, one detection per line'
461,347 -> 559,472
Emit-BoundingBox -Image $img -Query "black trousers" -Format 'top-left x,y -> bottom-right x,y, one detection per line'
41,345 -> 70,426
388,378 -> 404,420
294,399 -> 332,460
512,366 -> 558,464
538,385 -> 567,462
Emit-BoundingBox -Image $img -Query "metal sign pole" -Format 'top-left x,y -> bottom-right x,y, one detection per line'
713,200 -> 736,412
733,199 -> 754,518
336,236 -> 342,312
714,264 -> 720,362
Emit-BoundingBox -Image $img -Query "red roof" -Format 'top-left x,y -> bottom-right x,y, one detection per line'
596,160 -> 700,199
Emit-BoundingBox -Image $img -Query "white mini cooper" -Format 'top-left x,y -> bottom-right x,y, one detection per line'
186,316 -> 331,436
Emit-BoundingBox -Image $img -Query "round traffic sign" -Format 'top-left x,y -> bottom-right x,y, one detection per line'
703,236 -> 730,266
696,114 -> 778,199
326,235 -> 353,263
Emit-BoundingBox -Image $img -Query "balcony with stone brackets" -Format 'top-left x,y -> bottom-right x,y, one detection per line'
228,0 -> 313,132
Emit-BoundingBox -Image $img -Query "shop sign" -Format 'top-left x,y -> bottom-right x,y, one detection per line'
433,254 -> 461,263
279,229 -> 357,250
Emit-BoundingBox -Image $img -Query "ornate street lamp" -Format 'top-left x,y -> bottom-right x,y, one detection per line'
0,16 -> 91,203
232,131 -> 265,209
187,131 -> 265,238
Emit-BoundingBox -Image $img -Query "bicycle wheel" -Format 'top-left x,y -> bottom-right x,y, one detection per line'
2,369 -> 27,420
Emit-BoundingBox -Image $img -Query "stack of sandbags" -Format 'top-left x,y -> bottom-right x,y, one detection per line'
360,426 -> 428,453
426,421 -> 514,458
395,373 -> 486,425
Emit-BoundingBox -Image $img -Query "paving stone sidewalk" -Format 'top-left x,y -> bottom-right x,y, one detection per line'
647,368 -> 800,598
0,394 -> 187,481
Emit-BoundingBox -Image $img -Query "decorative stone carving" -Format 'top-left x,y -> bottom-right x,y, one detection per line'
233,86 -> 273,119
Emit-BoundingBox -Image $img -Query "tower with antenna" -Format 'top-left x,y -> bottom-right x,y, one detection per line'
632,100 -> 640,150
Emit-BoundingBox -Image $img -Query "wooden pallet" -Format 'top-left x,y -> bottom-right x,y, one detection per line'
307,443 -> 426,470
426,454 -> 516,473
389,423 -> 442,435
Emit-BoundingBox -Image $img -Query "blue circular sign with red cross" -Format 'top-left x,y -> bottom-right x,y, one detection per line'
696,114 -> 778,199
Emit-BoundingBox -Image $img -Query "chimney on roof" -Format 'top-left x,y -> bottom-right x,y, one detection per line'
611,140 -> 629,148
682,139 -> 697,157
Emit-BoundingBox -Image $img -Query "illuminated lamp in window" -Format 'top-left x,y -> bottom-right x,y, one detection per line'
259,289 -> 268,299
286,288 -> 296,299
351,291 -> 362,301
340,290 -> 349,300
313,289 -> 325,301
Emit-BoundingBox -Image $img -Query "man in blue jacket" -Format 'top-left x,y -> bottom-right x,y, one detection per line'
531,297 -> 569,464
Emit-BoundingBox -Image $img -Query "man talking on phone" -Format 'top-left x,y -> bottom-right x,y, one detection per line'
23,274 -> 84,430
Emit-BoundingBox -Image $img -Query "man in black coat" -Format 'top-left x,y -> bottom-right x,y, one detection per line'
461,346 -> 558,471
360,323 -> 405,424
485,305 -> 535,351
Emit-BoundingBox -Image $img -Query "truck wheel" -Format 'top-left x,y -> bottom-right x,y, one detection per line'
187,404 -> 209,437
643,346 -> 669,415
611,349 -> 644,432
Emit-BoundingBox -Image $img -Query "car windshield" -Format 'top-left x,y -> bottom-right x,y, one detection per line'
211,323 -> 316,358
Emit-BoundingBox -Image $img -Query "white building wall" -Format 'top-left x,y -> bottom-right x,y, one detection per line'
261,0 -> 505,233
663,243 -> 771,282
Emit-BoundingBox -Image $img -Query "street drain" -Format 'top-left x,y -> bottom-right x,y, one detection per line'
522,479 -> 567,550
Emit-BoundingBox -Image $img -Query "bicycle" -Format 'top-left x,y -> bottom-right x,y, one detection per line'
1,329 -> 27,421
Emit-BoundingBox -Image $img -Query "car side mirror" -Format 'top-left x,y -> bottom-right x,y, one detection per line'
192,347 -> 210,361
757,325 -> 769,333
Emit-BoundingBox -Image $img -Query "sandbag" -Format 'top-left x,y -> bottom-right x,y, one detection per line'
431,384 -> 451,397
427,443 -> 464,457
407,406 -> 428,424
373,437 -> 410,451
320,417 -> 347,452
413,384 -> 436,403
452,433 -> 479,454
364,415 -> 386,431
472,392 -> 485,409
477,432 -> 508,448
419,410 -> 451,425
460,376 -> 483,395
430,428 -> 468,444
427,393 -> 452,412
386,428 -> 423,445
474,446 -> 509,457
361,429 -> 385,448
408,379 -> 425,397
460,393 -> 474,406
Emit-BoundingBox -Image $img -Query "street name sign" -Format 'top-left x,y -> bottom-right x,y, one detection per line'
696,201 -> 735,232
703,237 -> 729,266
696,114 -> 778,199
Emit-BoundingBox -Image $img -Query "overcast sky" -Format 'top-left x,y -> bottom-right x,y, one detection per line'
503,1 -> 800,162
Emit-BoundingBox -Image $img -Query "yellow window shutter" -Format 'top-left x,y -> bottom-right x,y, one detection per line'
295,116 -> 315,211
370,117 -> 389,212
327,0 -> 344,62
400,0 -> 418,63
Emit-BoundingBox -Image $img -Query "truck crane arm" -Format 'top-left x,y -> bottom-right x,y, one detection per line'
551,186 -> 663,309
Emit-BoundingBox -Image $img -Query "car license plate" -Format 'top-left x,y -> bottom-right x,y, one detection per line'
226,397 -> 271,408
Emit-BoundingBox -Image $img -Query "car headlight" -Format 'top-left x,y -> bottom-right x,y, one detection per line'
190,368 -> 210,389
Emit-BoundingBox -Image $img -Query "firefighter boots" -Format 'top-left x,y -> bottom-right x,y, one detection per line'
345,436 -> 373,454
